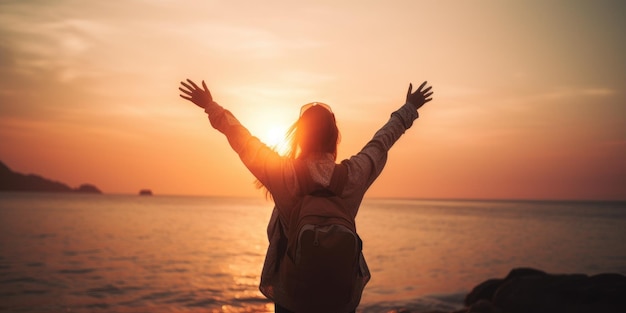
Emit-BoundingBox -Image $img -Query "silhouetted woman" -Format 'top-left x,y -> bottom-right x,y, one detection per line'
179,79 -> 433,313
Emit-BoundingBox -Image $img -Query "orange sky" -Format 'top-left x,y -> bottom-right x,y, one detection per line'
1,1 -> 625,200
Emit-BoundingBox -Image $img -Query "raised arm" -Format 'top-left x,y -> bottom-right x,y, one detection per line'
178,79 -> 298,198
345,81 -> 434,192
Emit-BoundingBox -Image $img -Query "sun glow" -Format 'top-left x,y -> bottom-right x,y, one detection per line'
261,125 -> 290,155
246,106 -> 295,156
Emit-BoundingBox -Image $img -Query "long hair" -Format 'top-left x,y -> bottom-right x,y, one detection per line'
256,103 -> 340,195
286,103 -> 340,160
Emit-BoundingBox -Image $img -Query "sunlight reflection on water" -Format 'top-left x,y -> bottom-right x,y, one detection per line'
0,194 -> 273,312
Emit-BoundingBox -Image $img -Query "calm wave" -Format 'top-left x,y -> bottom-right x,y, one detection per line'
1,193 -> 625,312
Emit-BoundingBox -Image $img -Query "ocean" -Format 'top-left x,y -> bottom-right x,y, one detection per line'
1,192 -> 625,313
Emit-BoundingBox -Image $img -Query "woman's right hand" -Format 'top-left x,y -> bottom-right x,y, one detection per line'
179,79 -> 213,109
406,81 -> 433,110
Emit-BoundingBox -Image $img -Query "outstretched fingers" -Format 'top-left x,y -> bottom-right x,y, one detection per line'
179,78 -> 213,109
201,80 -> 212,100
179,86 -> 193,96
418,82 -> 433,102
186,79 -> 200,90
179,81 -> 194,101
179,79 -> 200,103
180,80 -> 194,92
416,81 -> 428,92
423,89 -> 434,104
179,79 -> 201,98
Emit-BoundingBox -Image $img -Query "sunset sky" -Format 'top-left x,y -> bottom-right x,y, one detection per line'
1,0 -> 624,200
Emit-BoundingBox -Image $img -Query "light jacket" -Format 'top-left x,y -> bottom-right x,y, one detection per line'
204,101 -> 419,310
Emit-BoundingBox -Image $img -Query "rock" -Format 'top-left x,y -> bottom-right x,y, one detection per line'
464,278 -> 503,306
139,189 -> 153,196
503,267 -> 547,280
0,160 -> 103,194
459,268 -> 626,313
468,299 -> 502,313
75,184 -> 102,194
1,161 -> 72,192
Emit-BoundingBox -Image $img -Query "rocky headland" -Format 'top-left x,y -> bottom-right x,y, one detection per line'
0,161 -> 102,194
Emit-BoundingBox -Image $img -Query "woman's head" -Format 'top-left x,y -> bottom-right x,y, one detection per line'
286,102 -> 340,160
257,102 -> 340,196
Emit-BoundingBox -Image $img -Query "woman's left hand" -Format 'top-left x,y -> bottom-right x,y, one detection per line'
406,81 -> 433,110
179,79 -> 213,109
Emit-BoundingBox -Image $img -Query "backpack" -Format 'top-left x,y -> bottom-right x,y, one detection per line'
278,161 -> 366,313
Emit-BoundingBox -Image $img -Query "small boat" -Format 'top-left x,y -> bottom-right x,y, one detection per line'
139,189 -> 153,196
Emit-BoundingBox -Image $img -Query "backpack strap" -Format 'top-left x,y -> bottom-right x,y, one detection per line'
328,162 -> 348,196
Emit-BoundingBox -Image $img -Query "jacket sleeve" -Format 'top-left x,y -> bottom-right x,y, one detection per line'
204,102 -> 298,199
345,102 -> 419,192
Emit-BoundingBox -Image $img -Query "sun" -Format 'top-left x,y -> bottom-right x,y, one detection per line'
244,105 -> 295,156
263,126 -> 286,147
261,125 -> 290,155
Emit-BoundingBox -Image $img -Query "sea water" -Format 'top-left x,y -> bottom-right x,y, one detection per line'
1,192 -> 625,313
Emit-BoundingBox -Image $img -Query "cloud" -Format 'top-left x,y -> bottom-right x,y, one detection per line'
540,87 -> 618,100
581,88 -> 616,97
165,21 -> 324,60
0,4 -> 114,82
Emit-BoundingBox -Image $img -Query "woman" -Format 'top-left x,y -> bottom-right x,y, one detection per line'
179,79 -> 433,313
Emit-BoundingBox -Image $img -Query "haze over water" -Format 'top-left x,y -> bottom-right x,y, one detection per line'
1,193 -> 625,313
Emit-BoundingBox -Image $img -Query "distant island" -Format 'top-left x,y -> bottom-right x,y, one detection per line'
0,160 -> 102,194
139,189 -> 153,196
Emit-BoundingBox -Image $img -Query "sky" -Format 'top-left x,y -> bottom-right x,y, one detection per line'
0,0 -> 625,200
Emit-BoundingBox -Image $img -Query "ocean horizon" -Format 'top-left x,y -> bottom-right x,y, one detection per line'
1,192 -> 625,312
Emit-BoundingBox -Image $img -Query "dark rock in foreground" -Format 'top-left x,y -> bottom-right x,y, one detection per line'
454,267 -> 626,313
0,160 -> 102,194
